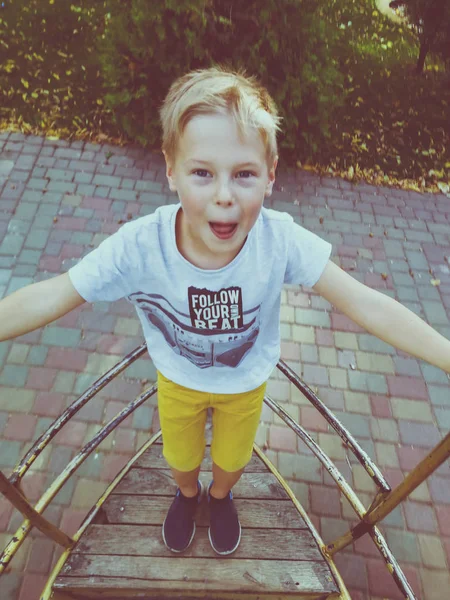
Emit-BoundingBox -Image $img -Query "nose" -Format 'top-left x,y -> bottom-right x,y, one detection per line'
214,178 -> 234,206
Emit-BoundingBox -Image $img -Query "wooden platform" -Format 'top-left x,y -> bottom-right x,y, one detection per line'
53,440 -> 340,600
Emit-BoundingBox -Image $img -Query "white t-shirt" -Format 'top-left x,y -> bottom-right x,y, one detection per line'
68,203 -> 331,393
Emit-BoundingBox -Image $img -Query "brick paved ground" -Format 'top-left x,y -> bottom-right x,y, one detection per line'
0,131 -> 449,600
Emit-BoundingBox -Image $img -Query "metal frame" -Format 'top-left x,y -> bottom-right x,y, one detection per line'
0,346 -> 447,600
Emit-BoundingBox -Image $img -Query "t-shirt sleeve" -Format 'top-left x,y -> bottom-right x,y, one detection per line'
284,219 -> 332,287
68,222 -> 137,303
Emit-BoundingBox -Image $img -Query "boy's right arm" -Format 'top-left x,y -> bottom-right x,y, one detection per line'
0,272 -> 86,342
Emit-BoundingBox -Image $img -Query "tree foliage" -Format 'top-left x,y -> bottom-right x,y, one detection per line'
0,0 -> 448,188
390,0 -> 450,72
97,0 -> 344,162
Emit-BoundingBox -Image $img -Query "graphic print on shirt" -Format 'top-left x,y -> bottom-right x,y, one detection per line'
128,286 -> 260,369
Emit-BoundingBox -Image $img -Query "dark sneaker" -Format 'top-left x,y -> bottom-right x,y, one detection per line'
162,480 -> 203,553
207,481 -> 241,555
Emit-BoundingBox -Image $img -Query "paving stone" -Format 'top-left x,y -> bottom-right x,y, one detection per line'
333,411 -> 371,439
27,177 -> 48,190
385,529 -> 421,563
357,334 -> 396,354
428,385 -> 450,408
267,421 -> 298,452
280,305 -> 295,323
12,203 -> 37,222
404,501 -> 438,533
92,174 -> 121,188
0,233 -> 25,256
277,451 -> 300,478
124,359 -> 157,382
7,343 -> 29,364
328,367 -> 348,389
47,180 -> 76,193
375,441 -> 400,468
24,228 -> 51,250
417,285 -> 441,300
344,391 -> 371,414
318,346 -> 337,366
420,568 -> 450,600
291,325 -> 315,343
41,326 -> 81,348
393,356 -> 421,377
348,370 -> 388,394
135,180 -> 163,192
391,397 -> 434,421
0,572 -> 21,600
317,432 -> 347,460
434,407 -> 450,432
383,240 -> 405,258
0,364 -> 29,387
301,364 -> 329,386
392,270 -> 416,287
420,363 -> 449,385
266,378 -> 290,402
0,387 -> 35,411
295,308 -> 331,328
428,475 -> 450,504
300,344 -> 319,363
334,332 -> 358,350
77,452 -> 104,479
355,352 -> 394,374
398,420 -> 442,447
371,417 -> 399,443
0,439 -> 22,467
421,300 -> 449,325
396,285 -> 419,302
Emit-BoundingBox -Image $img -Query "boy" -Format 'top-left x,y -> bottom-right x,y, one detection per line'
0,66 -> 449,557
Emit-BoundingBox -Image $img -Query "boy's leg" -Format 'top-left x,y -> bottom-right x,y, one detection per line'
207,381 -> 267,555
171,465 -> 201,497
210,463 -> 245,499
157,371 -> 208,552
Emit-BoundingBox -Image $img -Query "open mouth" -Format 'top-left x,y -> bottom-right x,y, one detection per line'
209,222 -> 238,240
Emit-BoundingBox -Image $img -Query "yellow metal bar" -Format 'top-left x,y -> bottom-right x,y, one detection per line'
365,431 -> 449,524
327,432 -> 450,555
0,521 -> 32,574
0,472 -> 72,548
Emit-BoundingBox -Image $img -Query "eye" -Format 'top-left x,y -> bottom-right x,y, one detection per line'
237,171 -> 255,178
192,169 -> 209,177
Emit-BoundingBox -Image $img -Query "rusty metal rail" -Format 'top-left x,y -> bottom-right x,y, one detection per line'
0,344 -> 153,575
9,343 -> 147,484
265,392 -> 416,600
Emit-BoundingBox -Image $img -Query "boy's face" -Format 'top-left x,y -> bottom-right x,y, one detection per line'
164,111 -> 278,270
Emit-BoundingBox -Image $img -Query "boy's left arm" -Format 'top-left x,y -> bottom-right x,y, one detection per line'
313,260 -> 450,374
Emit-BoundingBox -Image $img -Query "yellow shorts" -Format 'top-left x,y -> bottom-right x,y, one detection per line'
157,371 -> 266,473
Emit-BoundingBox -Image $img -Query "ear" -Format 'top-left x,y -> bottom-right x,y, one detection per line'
264,156 -> 278,197
163,151 -> 177,192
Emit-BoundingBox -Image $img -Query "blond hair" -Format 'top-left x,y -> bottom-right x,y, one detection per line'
159,65 -> 282,165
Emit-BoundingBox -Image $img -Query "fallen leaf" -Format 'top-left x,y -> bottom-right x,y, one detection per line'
431,279 -> 441,286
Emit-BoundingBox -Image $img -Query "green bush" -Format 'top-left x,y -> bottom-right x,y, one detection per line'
97,0 -> 344,163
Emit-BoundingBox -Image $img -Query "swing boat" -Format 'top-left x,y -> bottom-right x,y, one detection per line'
1,343 -> 448,600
